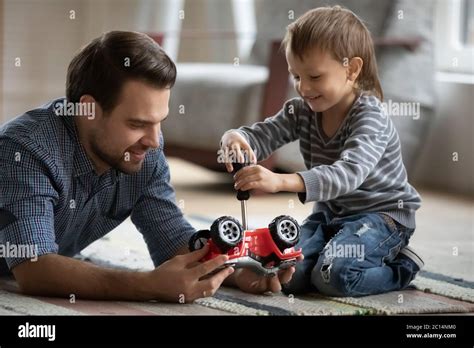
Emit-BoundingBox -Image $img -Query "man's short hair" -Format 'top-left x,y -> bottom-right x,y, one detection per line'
66,31 -> 176,112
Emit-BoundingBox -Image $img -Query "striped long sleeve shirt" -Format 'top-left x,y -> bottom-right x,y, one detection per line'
236,94 -> 421,228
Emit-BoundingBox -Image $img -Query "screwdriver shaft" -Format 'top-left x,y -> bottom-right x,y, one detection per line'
241,200 -> 248,230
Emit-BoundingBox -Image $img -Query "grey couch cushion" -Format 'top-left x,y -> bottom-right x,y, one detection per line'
164,63 -> 268,150
377,0 -> 435,107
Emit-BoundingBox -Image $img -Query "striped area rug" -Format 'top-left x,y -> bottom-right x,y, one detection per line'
0,216 -> 473,315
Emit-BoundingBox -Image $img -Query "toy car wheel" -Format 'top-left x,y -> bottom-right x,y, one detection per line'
269,215 -> 300,251
188,229 -> 211,251
210,216 -> 243,253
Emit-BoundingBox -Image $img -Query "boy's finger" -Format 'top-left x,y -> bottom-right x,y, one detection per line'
233,165 -> 257,181
225,162 -> 233,172
231,143 -> 242,162
250,150 -> 257,164
235,174 -> 260,189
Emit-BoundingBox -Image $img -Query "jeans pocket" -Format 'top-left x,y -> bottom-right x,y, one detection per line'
378,214 -> 398,234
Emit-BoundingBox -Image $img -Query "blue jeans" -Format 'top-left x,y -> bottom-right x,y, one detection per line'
283,211 -> 417,297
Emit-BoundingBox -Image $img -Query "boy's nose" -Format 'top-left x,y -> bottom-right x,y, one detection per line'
298,81 -> 312,95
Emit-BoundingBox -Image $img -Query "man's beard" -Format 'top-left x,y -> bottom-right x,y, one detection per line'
90,135 -> 144,175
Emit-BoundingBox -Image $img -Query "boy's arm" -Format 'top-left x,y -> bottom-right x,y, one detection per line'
229,98 -> 302,162
297,109 -> 391,203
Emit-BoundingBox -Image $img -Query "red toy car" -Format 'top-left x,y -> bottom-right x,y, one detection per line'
189,215 -> 302,276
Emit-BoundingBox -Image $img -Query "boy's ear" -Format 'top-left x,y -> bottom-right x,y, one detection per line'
347,57 -> 363,82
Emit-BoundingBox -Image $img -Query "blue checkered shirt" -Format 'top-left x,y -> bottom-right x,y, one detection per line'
0,98 -> 195,272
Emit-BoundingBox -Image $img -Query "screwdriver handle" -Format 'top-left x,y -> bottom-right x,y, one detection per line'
232,163 -> 250,201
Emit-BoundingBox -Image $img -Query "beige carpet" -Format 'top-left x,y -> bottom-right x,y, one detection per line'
1,214 -> 472,316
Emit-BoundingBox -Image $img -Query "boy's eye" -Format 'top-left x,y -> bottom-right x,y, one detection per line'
292,75 -> 300,81
130,123 -> 144,129
310,75 -> 321,80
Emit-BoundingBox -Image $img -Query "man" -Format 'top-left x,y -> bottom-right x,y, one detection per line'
0,31 -> 295,302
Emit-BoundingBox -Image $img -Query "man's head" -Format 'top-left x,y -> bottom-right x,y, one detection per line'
282,6 -> 383,113
66,31 -> 176,175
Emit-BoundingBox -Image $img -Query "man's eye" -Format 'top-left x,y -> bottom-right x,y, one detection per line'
310,75 -> 321,80
130,123 -> 144,129
292,75 -> 300,81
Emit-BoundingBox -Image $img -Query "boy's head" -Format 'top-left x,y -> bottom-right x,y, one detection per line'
282,6 -> 383,112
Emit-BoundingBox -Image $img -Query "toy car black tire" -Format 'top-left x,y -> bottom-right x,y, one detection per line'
269,215 -> 300,251
210,216 -> 243,253
188,229 -> 211,251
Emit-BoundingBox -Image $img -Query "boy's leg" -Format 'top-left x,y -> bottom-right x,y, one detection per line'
311,213 -> 417,297
282,212 -> 330,294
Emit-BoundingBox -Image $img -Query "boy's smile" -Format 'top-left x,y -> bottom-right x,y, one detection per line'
286,47 -> 361,118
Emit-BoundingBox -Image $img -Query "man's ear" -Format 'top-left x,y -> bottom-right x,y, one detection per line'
347,57 -> 363,82
79,94 -> 102,120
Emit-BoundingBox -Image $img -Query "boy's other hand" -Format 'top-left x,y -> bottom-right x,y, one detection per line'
233,165 -> 282,193
220,131 -> 257,172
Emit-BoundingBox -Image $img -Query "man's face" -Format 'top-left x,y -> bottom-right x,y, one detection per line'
88,80 -> 170,175
286,47 -> 352,113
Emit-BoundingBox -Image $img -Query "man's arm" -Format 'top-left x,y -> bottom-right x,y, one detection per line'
131,145 -> 196,267
12,246 -> 233,302
12,254 -> 152,300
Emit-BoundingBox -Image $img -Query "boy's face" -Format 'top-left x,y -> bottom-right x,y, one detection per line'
286,47 -> 354,113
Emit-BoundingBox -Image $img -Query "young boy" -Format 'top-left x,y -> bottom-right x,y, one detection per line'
220,6 -> 423,297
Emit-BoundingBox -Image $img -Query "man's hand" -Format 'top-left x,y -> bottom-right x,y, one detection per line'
233,267 -> 294,294
220,131 -> 257,172
147,245 -> 234,302
231,254 -> 304,294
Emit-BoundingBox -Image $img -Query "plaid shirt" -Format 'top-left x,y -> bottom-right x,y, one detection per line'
0,98 -> 195,272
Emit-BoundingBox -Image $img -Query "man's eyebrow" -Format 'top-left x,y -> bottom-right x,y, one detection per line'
128,116 -> 167,124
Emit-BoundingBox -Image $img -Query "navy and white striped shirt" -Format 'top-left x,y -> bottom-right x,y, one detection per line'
0,98 -> 195,272
236,94 -> 421,228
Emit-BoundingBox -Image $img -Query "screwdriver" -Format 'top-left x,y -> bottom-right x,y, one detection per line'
232,162 -> 250,230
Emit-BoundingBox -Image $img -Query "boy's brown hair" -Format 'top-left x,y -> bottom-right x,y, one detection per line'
282,6 -> 383,100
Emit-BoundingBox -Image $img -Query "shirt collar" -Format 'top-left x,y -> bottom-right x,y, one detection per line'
55,98 -> 124,183
56,101 -> 97,177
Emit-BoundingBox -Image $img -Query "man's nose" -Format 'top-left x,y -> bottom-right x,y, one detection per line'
142,127 -> 160,149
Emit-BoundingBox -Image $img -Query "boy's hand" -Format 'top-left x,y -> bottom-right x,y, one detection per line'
220,131 -> 257,172
233,165 -> 282,193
